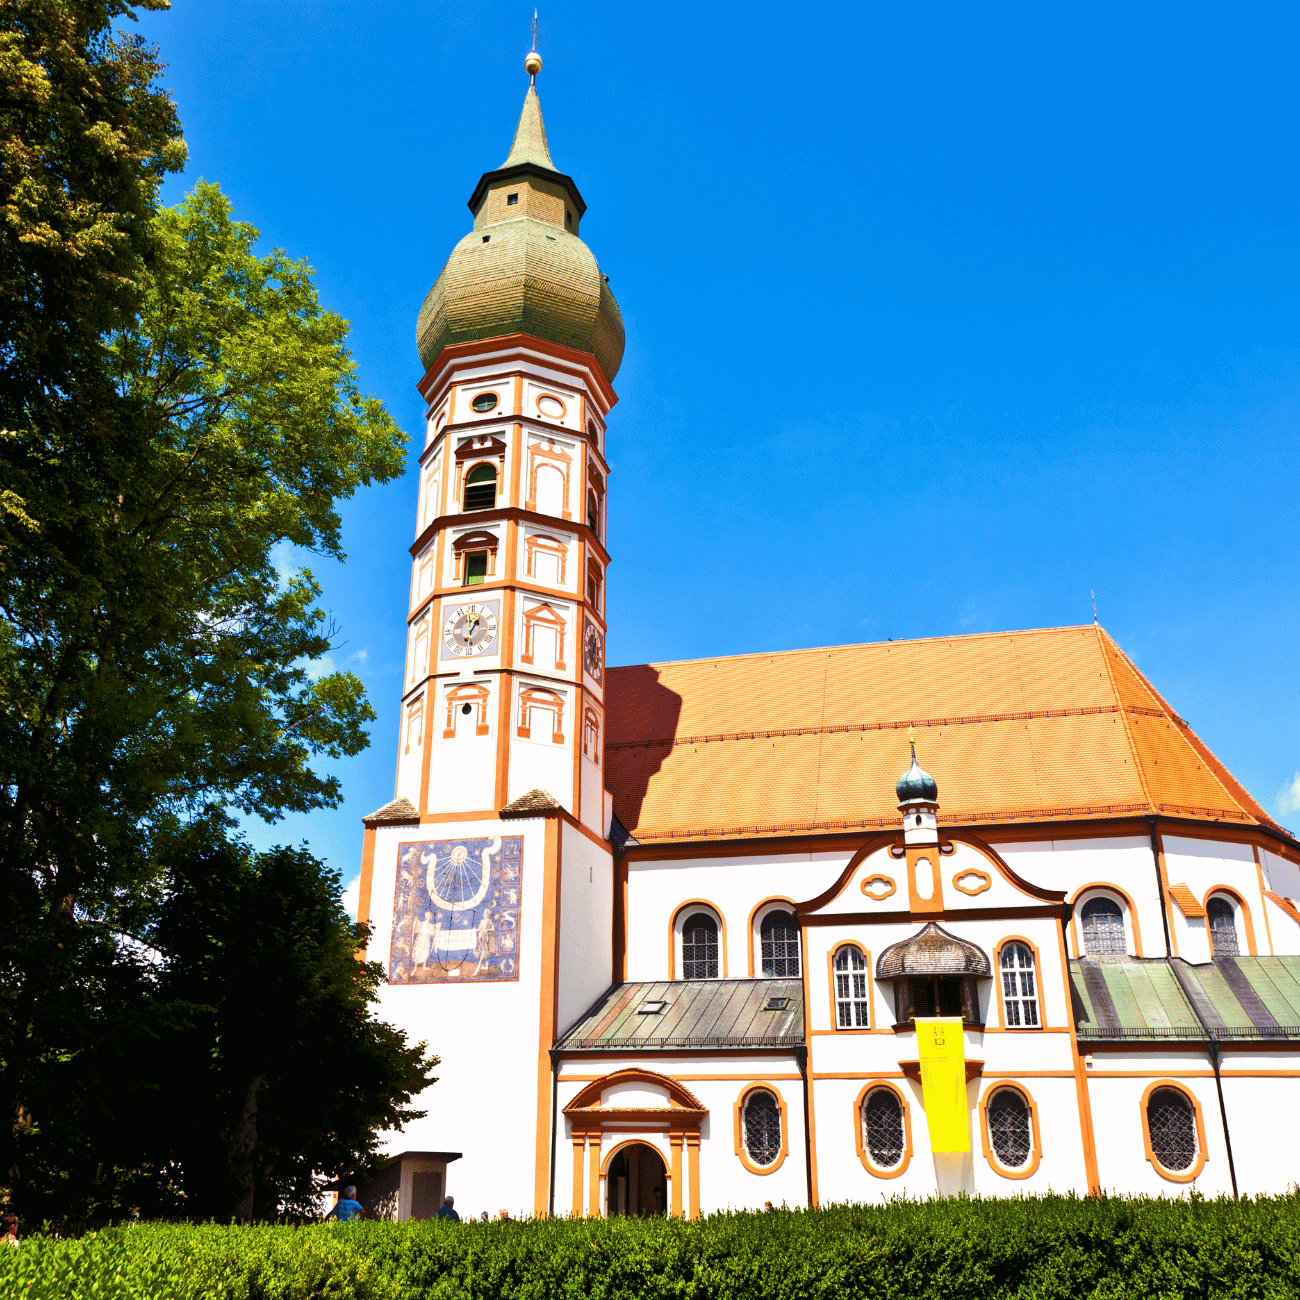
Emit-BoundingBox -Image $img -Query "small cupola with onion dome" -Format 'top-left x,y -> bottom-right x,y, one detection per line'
896,730 -> 939,847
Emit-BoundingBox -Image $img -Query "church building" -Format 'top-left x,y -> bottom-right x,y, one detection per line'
355,53 -> 1300,1219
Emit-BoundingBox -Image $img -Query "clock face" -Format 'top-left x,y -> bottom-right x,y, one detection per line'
583,618 -> 604,684
441,600 -> 500,659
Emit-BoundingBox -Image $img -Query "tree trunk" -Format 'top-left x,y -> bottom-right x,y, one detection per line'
228,1073 -> 264,1218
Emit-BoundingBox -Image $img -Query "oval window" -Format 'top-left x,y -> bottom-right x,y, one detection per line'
470,392 -> 499,413
862,1087 -> 905,1171
742,1090 -> 781,1168
537,394 -> 565,418
1147,1087 -> 1197,1173
987,1088 -> 1032,1169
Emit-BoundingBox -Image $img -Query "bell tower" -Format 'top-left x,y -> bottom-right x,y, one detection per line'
357,50 -> 623,1219
397,52 -> 622,831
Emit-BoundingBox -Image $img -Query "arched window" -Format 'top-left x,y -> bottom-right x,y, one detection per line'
760,910 -> 800,977
999,942 -> 1039,1027
587,489 -> 599,534
834,946 -> 869,1028
862,1087 -> 905,1171
1207,896 -> 1240,956
742,1090 -> 782,1168
682,913 -> 719,980
1147,1087 -> 1197,1173
1081,896 -> 1127,957
464,463 -> 497,511
986,1088 -> 1032,1169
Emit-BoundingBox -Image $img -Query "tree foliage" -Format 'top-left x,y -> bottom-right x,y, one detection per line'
0,1 -> 425,1218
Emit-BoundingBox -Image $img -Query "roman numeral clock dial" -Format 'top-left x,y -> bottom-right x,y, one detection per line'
441,601 -> 499,658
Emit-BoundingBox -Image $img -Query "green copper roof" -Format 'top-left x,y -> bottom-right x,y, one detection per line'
1070,956 -> 1300,1042
557,979 -> 804,1053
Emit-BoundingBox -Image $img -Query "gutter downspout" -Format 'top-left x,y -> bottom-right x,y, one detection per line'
1167,961 -> 1239,1199
1207,1040 -> 1239,1200
548,1048 -> 559,1218
796,1044 -> 813,1208
1147,816 -> 1172,957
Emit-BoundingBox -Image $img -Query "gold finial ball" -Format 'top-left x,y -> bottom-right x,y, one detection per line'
524,50 -> 542,76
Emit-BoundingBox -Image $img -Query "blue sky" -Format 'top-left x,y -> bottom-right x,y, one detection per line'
136,1 -> 1300,910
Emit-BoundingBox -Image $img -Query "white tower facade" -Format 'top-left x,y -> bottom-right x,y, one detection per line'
356,62 -> 623,1219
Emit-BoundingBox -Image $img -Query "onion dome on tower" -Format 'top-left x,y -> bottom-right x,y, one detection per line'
896,743 -> 939,808
896,734 -> 939,846
415,55 -> 625,380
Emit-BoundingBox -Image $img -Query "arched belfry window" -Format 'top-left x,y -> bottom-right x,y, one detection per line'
464,463 -> 497,511
1081,896 -> 1127,958
760,911 -> 800,977
682,913 -> 719,980
1207,896 -> 1240,956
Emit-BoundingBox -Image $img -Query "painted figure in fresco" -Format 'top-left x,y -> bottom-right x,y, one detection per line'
412,911 -> 437,969
390,836 -> 523,984
474,911 -> 498,974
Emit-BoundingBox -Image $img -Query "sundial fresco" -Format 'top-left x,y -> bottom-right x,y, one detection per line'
389,835 -> 523,983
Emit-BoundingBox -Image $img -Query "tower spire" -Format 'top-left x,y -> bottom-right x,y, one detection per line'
507,23 -> 554,170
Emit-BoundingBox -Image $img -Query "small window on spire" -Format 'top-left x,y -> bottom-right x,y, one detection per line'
507,192 -> 519,205
565,209 -> 573,230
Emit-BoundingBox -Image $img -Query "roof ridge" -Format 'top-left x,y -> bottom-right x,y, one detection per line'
1099,628 -> 1262,824
607,623 -> 1099,674
1094,625 -> 1156,816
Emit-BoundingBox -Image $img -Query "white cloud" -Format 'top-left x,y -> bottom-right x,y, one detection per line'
340,873 -> 361,921
271,539 -> 299,589
350,648 -> 369,666
1279,772 -> 1300,816
302,654 -> 336,682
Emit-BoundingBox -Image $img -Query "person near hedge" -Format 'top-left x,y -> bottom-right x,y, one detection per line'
2,1212 -> 18,1246
435,1195 -> 459,1223
329,1186 -> 366,1222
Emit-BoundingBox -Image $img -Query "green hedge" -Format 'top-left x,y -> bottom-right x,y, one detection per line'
5,1195 -> 1299,1300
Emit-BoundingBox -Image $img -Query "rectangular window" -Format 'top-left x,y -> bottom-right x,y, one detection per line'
896,975 -> 980,1025
507,192 -> 519,205
463,551 -> 488,586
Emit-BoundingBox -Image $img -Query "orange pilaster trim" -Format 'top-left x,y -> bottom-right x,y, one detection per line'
670,1132 -> 684,1217
686,1133 -> 700,1220
588,1130 -> 602,1217
571,1135 -> 585,1217
1058,920 -> 1101,1195
534,816 -> 563,1216
356,826 -> 377,942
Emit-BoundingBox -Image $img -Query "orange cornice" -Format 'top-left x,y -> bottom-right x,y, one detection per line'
410,505 -> 610,568
418,333 -> 618,410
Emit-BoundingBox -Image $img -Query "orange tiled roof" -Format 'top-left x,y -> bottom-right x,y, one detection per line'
603,625 -> 1286,845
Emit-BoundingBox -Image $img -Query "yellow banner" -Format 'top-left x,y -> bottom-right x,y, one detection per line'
916,1016 -> 969,1152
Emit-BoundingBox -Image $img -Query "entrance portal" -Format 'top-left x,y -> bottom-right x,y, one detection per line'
606,1142 -> 667,1216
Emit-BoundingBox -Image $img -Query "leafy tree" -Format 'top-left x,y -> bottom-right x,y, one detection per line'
140,832 -> 436,1219
0,171 -> 410,1207
0,0 -> 184,450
